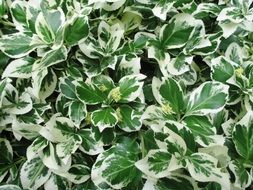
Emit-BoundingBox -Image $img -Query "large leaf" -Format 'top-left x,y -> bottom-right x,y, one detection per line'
10,0 -> 28,31
211,56 -> 235,82
41,143 -> 71,171
53,164 -> 90,184
2,56 -> 35,78
135,149 -> 175,178
135,129 -> 186,178
59,77 -> 78,99
233,123 -> 253,162
12,117 -> 42,140
3,91 -> 33,115
56,135 -> 82,159
0,33 -> 42,58
160,13 -> 202,49
44,174 -> 70,190
155,175 -> 197,190
33,46 -> 68,70
91,138 -> 141,189
35,8 -> 65,43
76,80 -> 107,105
186,153 -> 230,189
186,82 -> 229,116
65,15 -> 89,46
26,137 -> 48,160
39,115 -> 77,143
184,116 -> 224,147
20,155 -> 51,190
229,160 -> 252,189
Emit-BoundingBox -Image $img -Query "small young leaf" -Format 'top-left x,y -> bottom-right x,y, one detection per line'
91,107 -> 118,132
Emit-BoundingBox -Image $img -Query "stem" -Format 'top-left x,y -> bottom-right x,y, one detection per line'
243,163 -> 253,168
0,20 -> 15,27
140,132 -> 146,158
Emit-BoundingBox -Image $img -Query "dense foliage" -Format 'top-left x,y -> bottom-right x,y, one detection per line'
0,0 -> 253,189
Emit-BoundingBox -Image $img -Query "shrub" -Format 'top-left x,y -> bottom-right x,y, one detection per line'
0,0 -> 253,189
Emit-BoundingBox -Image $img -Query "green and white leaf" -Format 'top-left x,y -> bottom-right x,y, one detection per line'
232,122 -> 253,162
167,55 -> 193,76
184,116 -> 225,147
10,0 -> 28,31
2,56 -> 35,78
33,46 -> 68,71
39,115 -> 76,143
186,153 -> 230,190
198,145 -> 230,167
75,80 -> 107,105
79,129 -> 104,155
117,56 -> 141,77
217,7 -> 244,23
152,2 -> 174,21
160,14 -> 201,49
91,107 -> 118,132
229,160 -> 251,189
186,82 -> 229,116
12,117 -> 42,140
193,3 -> 221,17
53,164 -> 90,184
26,137 -> 48,160
44,174 -> 70,190
211,56 -> 235,83
91,138 -> 140,189
41,143 -> 71,171
0,138 -> 13,164
155,175 -> 198,190
37,68 -> 57,100
98,21 -> 124,53
117,105 -> 142,132
3,91 -> 33,115
59,77 -> 78,99
0,33 -> 43,58
110,74 -> 146,103
68,101 -> 87,127
92,74 -> 115,94
56,135 -> 82,159
20,155 -> 51,190
35,8 -> 65,44
135,149 -> 178,178
225,42 -> 244,64
32,67 -> 48,99
152,77 -> 184,114
147,46 -> 171,77
64,14 -> 89,46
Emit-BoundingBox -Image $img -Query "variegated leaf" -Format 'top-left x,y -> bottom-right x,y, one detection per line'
2,56 -> 35,78
186,82 -> 229,116
186,153 -> 230,189
91,107 -> 118,132
20,155 -> 51,190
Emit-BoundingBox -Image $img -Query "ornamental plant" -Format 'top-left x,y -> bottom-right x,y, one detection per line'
0,0 -> 253,189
